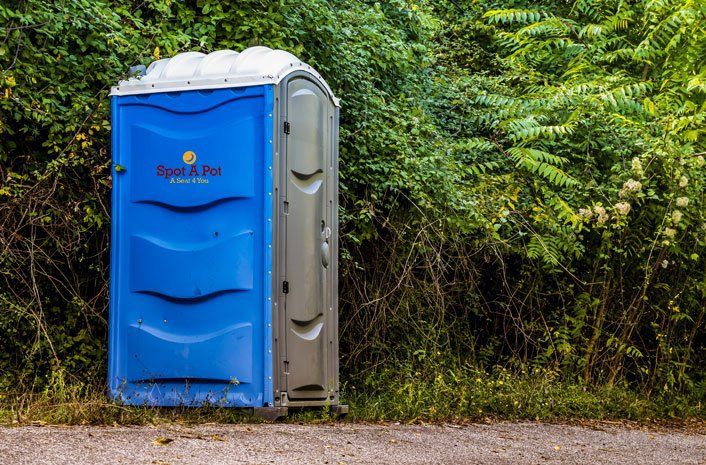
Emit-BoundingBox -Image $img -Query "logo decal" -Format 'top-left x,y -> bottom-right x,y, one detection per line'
155,151 -> 223,185
182,150 -> 197,165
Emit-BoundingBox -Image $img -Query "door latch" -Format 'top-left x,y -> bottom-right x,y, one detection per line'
282,280 -> 289,294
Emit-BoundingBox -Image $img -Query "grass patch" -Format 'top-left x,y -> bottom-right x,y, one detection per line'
1,365 -> 703,426
346,362 -> 706,422
0,370 -> 258,426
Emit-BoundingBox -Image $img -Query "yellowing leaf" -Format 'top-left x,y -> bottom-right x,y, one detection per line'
153,436 -> 174,446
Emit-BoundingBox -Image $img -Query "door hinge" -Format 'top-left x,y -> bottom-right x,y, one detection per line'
282,280 -> 289,294
283,121 -> 290,134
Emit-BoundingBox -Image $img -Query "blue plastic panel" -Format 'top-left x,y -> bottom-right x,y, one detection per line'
129,233 -> 254,299
109,86 -> 274,407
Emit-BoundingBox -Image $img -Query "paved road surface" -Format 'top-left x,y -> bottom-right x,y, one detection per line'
1,421 -> 704,464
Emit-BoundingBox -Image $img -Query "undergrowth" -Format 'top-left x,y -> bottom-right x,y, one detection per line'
0,369 -> 256,426
346,363 -> 706,422
1,365 -> 703,426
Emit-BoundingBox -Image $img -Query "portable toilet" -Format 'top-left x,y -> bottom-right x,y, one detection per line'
108,47 -> 343,417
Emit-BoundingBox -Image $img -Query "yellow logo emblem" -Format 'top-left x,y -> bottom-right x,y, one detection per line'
182,150 -> 197,165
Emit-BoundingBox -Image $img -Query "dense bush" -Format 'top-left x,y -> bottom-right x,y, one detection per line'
1,0 -> 704,417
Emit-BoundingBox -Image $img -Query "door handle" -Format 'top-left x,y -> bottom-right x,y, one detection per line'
321,222 -> 331,267
321,240 -> 330,268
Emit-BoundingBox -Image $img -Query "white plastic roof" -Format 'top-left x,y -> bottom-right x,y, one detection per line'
111,46 -> 339,105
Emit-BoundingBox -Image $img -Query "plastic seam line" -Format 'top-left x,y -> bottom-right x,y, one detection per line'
263,85 -> 275,406
108,95 -> 121,399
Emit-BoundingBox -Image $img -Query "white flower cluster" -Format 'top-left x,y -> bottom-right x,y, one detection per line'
580,202 -> 632,224
578,207 -> 593,219
594,205 -> 609,224
614,202 -> 631,216
619,179 -> 642,198
676,197 -> 689,208
679,175 -> 689,188
631,157 -> 643,175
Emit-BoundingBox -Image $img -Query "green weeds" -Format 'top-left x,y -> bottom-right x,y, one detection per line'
346,363 -> 705,422
1,364 -> 702,426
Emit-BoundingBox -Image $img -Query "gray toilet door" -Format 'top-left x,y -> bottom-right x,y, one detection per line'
282,77 -> 333,401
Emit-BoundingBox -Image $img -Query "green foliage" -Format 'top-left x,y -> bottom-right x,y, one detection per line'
340,0 -> 705,412
462,0 -> 706,392
348,358 -> 705,421
0,0 -> 705,421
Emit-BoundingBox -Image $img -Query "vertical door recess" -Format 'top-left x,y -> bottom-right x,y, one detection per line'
282,78 -> 332,401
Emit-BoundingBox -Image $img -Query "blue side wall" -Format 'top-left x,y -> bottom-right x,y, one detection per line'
108,85 -> 274,407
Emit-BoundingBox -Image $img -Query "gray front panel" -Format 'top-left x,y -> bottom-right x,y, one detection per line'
283,78 -> 333,401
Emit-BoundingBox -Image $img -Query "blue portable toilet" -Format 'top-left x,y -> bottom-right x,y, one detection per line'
109,47 -> 343,417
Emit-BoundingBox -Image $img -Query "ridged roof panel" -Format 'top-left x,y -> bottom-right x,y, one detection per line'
111,46 -> 338,105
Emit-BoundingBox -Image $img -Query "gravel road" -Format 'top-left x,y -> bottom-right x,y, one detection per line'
1,421 -> 704,465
